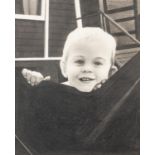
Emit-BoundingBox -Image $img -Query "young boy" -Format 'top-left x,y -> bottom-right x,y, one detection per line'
22,27 -> 117,92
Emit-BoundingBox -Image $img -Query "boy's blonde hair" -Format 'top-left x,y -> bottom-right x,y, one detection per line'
61,27 -> 116,66
60,27 -> 117,78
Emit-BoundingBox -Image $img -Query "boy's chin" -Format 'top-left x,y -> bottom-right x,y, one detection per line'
75,85 -> 94,92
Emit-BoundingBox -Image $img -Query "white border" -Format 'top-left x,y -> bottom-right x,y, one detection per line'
0,1 -> 15,154
141,0 -> 155,155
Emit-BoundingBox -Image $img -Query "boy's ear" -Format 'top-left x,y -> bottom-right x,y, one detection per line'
109,65 -> 118,77
60,60 -> 68,78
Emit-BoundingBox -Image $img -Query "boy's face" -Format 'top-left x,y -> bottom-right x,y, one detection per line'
63,40 -> 112,92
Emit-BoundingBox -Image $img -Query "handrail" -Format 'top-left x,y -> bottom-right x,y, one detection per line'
76,11 -> 140,45
99,10 -> 140,45
76,12 -> 99,20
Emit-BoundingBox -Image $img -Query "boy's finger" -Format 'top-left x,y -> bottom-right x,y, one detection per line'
101,79 -> 106,84
27,80 -> 32,85
21,68 -> 29,78
44,76 -> 51,81
22,69 -> 32,79
93,83 -> 102,90
26,71 -> 34,82
96,83 -> 102,89
30,76 -> 37,84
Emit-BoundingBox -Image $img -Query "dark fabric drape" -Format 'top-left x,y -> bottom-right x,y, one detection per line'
16,53 -> 140,154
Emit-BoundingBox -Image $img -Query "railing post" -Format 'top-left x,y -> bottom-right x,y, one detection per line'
133,0 -> 140,40
98,0 -> 107,31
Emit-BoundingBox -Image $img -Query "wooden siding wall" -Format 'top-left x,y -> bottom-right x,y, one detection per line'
48,0 -> 77,57
15,0 -> 76,58
15,0 -> 76,82
15,0 -> 23,14
15,20 -> 44,58
80,0 -> 101,27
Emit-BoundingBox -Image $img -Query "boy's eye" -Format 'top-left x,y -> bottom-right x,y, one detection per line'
94,61 -> 103,66
74,60 -> 84,64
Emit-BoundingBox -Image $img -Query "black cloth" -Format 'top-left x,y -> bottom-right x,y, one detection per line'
16,53 -> 140,154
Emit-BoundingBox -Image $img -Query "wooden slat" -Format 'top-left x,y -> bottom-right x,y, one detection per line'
112,30 -> 136,36
117,43 -> 139,50
107,10 -> 134,20
107,5 -> 134,14
115,16 -> 136,22
116,47 -> 140,55
116,52 -> 137,59
106,0 -> 134,10
115,34 -> 136,45
109,20 -> 135,33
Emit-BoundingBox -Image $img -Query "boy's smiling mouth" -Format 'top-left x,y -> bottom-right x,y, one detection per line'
79,77 -> 95,82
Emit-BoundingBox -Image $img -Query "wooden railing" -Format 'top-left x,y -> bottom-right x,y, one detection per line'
76,10 -> 140,45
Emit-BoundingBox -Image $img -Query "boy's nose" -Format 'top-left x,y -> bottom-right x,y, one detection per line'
81,64 -> 93,73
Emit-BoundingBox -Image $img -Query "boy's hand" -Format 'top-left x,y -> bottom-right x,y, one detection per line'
21,68 -> 51,86
93,65 -> 118,91
93,79 -> 106,91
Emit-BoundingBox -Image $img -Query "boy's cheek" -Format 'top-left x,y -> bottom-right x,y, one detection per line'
97,69 -> 109,78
